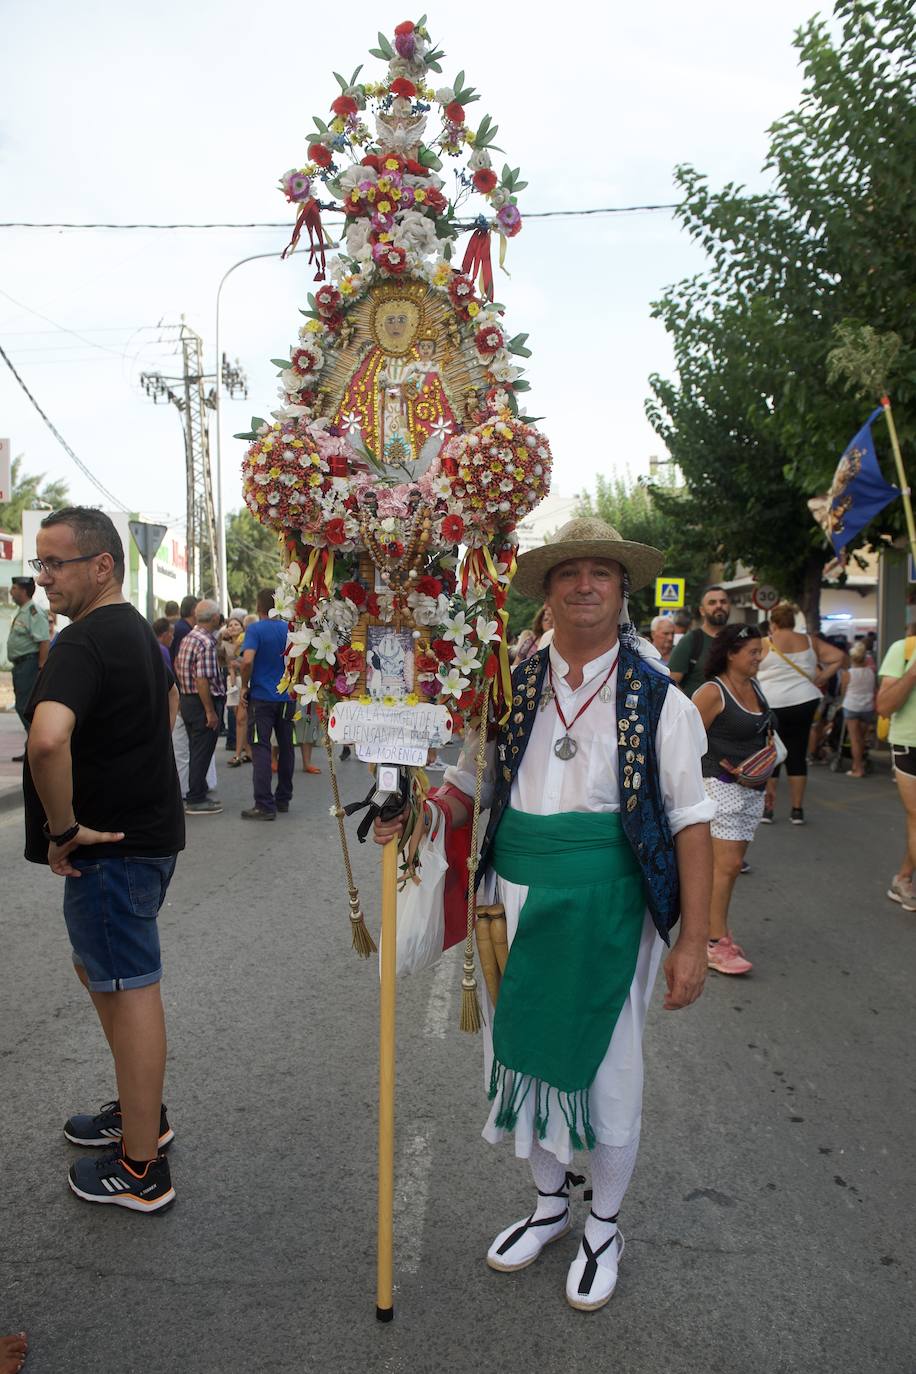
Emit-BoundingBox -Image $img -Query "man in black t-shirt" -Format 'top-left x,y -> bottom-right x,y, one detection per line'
23,507 -> 185,1214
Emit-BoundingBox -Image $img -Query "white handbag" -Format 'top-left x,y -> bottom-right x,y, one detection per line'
380,813 -> 449,978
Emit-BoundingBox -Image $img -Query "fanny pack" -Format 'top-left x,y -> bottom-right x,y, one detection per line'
718,736 -> 779,788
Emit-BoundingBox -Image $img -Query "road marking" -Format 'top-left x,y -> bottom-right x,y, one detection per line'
423,952 -> 457,1038
393,1128 -> 433,1275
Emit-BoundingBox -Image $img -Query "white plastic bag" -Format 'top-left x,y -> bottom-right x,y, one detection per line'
380,815 -> 449,978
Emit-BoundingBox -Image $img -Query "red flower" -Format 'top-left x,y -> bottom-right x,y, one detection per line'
390,77 -> 416,99
376,245 -> 408,275
339,580 -> 367,606
445,101 -> 466,125
483,653 -> 499,679
404,157 -> 427,177
294,593 -> 315,619
331,95 -> 358,119
360,153 -> 382,172
415,575 -> 443,598
472,168 -> 498,194
315,284 -> 342,315
475,325 -> 504,356
366,592 -> 381,618
442,514 -> 465,542
394,20 -> 415,35
385,539 -> 405,557
337,646 -> 365,674
308,143 -> 332,168
457,688 -> 477,711
325,518 -> 346,546
440,455 -> 458,477
433,639 -> 455,663
310,663 -> 334,685
422,186 -> 447,216
415,652 -> 439,673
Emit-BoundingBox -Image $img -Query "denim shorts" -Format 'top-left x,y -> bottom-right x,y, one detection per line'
63,855 -> 177,992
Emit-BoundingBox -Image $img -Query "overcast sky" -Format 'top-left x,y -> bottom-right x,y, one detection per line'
0,0 -> 828,532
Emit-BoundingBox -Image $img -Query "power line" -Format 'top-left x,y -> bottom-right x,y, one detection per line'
0,204 -> 681,231
0,341 -> 131,512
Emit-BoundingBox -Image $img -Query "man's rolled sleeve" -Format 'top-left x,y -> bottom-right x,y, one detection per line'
657,686 -> 715,835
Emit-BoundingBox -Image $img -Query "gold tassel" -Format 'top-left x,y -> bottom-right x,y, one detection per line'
459,956 -> 483,1033
324,728 -> 376,958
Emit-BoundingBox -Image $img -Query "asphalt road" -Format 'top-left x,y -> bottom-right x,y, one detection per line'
1,748 -> 913,1374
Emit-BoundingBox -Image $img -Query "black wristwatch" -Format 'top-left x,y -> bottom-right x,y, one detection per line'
42,820 -> 80,845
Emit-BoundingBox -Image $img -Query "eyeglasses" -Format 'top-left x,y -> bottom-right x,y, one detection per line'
28,553 -> 101,575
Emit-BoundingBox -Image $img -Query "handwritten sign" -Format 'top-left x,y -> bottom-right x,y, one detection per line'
327,701 -> 453,765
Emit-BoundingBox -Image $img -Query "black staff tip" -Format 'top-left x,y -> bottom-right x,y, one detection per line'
376,1305 -> 394,1323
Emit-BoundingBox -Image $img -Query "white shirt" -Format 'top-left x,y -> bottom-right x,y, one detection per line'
757,637 -> 821,708
447,641 -> 713,835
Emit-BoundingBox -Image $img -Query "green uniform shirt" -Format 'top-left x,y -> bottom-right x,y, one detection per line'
878,638 -> 916,746
668,628 -> 713,698
7,600 -> 49,661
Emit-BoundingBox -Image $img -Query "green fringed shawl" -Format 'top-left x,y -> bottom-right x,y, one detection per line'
488,808 -> 646,1149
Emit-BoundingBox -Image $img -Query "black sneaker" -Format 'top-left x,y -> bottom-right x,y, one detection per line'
790,807 -> 805,825
64,1099 -> 174,1150
68,1144 -> 175,1213
240,806 -> 275,820
185,798 -> 223,814
276,801 -> 289,813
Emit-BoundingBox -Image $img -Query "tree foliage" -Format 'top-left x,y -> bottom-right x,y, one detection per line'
647,0 -> 915,626
0,457 -> 70,533
224,507 -> 283,611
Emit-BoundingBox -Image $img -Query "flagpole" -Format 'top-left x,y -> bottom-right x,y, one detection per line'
882,395 -> 916,566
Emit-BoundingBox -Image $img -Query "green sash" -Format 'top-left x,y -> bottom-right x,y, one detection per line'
488,809 -> 646,1149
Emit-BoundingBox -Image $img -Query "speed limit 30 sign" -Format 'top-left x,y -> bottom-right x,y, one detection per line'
752,584 -> 779,612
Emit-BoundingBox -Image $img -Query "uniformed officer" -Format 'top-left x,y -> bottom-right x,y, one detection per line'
8,575 -> 50,760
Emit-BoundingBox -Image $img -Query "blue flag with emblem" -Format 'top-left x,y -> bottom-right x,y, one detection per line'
826,407 -> 899,554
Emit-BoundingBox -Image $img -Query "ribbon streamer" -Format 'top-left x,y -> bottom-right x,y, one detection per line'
281,197 -> 329,280
461,227 -> 494,301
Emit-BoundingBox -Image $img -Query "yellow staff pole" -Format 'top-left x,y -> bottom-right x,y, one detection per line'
376,835 -> 398,1322
882,395 -> 916,568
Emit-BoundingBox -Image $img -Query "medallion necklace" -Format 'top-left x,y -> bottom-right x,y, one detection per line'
548,649 -> 619,761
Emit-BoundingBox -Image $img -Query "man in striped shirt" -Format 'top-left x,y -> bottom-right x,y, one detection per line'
174,600 -> 227,815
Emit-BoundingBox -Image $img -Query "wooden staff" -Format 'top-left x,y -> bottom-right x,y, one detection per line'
376,834 -> 398,1322
882,395 -> 916,568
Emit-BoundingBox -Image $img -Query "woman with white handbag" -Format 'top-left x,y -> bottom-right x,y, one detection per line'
756,603 -> 847,825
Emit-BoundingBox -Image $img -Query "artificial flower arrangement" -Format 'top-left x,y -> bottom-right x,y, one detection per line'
238,18 -> 551,970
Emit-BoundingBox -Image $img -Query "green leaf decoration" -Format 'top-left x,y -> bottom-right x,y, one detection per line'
250,416 -> 267,432
501,163 -> 511,183
427,59 -> 442,73
513,180 -> 528,192
349,65 -> 363,85
270,358 -> 292,370
509,342 -> 533,358
298,308 -> 320,320
307,293 -> 317,309
233,430 -> 258,441
513,380 -> 531,392
417,13 -> 427,28
313,117 -> 328,134
377,31 -> 394,58
333,71 -> 349,91
368,48 -> 387,59
454,69 -> 465,93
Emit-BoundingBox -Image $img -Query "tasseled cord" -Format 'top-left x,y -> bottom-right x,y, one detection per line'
323,727 -> 376,958
459,689 -> 491,1033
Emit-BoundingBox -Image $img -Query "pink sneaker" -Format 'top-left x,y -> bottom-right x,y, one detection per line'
707,938 -> 752,975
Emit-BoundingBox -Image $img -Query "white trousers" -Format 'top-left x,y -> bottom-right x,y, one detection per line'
172,715 -> 217,796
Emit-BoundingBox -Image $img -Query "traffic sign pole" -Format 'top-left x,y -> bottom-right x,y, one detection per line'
129,521 -> 168,625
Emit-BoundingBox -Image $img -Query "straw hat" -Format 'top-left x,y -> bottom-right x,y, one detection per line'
513,516 -> 664,601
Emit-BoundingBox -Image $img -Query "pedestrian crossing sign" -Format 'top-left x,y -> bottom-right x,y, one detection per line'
655,577 -> 685,609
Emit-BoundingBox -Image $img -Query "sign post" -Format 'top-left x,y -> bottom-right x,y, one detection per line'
0,438 -> 11,505
751,584 -> 779,614
129,520 -> 168,625
654,576 -> 685,610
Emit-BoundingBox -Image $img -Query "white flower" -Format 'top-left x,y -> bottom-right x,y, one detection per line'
407,592 -> 439,626
489,358 -> 523,383
475,616 -> 500,644
345,220 -> 374,262
339,163 -> 375,194
430,473 -> 452,500
380,516 -> 397,534
435,86 -> 455,104
391,210 -> 438,257
489,187 -> 510,210
468,148 -> 492,172
286,626 -> 314,659
294,679 -> 322,704
453,644 -> 481,674
309,629 -> 338,665
436,665 -> 470,698
443,610 -> 471,644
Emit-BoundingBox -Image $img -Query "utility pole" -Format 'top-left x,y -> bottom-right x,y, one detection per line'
140,321 -> 246,601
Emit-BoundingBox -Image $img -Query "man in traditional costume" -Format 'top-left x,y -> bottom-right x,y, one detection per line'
376,516 -> 714,1311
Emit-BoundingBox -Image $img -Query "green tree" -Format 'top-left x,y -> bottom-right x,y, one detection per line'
0,457 -> 70,533
578,471 -> 712,626
647,0 -> 916,628
224,507 -> 283,610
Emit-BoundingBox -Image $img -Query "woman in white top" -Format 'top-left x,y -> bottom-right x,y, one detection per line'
840,641 -> 876,777
756,603 -> 847,824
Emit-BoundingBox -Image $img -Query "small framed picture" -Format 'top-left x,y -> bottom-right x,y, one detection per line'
366,627 -> 415,700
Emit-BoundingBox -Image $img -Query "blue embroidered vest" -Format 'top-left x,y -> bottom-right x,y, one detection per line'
478,644 -> 681,943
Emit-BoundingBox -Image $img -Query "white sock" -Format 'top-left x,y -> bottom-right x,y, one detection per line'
584,1137 -> 640,1252
527,1140 -> 570,1222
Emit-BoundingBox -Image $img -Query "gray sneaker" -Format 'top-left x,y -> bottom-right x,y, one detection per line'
240,806 -> 275,821
185,798 -> 223,815
887,875 -> 916,911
